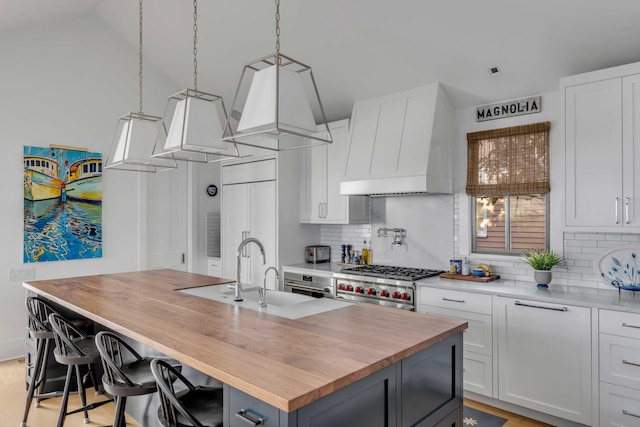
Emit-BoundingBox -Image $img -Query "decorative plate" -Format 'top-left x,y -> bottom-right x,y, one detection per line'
595,245 -> 640,291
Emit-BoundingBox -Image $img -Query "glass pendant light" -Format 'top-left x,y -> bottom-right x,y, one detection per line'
152,0 -> 240,163
104,0 -> 177,172
221,0 -> 332,151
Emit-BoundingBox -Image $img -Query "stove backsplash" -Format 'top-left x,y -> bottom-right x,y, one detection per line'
370,194 -> 453,269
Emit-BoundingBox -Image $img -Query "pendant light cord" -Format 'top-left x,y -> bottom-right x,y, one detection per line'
138,0 -> 144,114
193,0 -> 198,91
275,0 -> 280,54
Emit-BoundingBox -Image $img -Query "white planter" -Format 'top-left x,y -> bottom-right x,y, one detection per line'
534,270 -> 552,288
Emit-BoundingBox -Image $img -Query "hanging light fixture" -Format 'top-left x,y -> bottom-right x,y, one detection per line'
152,0 -> 240,163
104,0 -> 177,172
221,0 -> 332,151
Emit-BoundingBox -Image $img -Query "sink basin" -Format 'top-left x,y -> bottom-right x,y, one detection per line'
179,284 -> 352,319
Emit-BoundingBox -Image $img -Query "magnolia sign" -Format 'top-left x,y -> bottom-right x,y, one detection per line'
476,96 -> 541,122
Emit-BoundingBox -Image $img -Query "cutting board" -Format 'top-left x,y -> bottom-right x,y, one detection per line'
439,273 -> 500,283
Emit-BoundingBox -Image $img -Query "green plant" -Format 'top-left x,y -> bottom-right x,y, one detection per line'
521,249 -> 563,271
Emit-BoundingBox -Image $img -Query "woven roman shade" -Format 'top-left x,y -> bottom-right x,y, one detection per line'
466,121 -> 550,196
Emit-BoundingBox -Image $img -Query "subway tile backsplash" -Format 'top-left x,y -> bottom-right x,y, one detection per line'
320,224 -> 371,263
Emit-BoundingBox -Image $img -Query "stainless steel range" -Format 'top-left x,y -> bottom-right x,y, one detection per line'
333,265 -> 444,311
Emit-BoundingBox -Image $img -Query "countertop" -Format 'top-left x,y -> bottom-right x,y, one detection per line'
23,269 -> 466,412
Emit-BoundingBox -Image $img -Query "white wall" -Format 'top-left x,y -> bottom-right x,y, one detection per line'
0,12 -> 179,361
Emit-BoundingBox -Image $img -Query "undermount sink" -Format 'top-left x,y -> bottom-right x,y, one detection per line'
179,284 -> 352,319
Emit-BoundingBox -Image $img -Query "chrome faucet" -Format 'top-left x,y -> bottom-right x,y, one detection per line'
235,237 -> 266,301
260,266 -> 279,308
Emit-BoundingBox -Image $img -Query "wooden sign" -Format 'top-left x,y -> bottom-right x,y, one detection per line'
476,96 -> 541,122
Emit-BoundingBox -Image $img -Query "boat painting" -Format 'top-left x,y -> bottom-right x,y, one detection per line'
23,146 -> 102,263
65,157 -> 102,202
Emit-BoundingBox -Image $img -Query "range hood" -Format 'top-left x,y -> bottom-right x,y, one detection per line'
340,83 -> 455,196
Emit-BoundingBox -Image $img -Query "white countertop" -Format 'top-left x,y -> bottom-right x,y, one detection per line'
281,263 -> 640,313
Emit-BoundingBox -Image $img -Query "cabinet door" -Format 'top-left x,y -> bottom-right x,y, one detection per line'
222,183 -> 249,281
299,133 -> 327,223
623,73 -> 640,227
601,382 -> 640,427
495,297 -> 592,424
248,180 -> 277,289
324,123 -> 349,222
565,78 -> 623,227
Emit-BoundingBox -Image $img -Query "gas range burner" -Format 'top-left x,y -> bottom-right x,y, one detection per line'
340,265 -> 444,281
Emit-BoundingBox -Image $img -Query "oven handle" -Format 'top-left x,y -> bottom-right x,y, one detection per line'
284,281 -> 332,294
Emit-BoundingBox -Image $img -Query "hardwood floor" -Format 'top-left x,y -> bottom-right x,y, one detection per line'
1,358 -> 141,427
2,357 -> 548,426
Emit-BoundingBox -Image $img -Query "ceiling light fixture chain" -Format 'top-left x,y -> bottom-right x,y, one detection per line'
193,0 -> 198,91
138,0 -> 144,114
275,0 -> 280,54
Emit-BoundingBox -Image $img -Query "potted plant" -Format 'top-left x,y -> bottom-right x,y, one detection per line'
521,249 -> 563,288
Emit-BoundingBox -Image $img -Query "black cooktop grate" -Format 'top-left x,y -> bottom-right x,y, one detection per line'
340,265 -> 444,281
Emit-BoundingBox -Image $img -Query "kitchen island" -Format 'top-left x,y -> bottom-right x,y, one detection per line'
24,269 -> 467,426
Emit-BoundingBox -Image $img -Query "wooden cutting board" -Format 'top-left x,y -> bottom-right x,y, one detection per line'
439,273 -> 500,282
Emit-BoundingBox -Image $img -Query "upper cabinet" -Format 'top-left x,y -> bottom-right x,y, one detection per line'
299,120 -> 369,224
563,63 -> 640,229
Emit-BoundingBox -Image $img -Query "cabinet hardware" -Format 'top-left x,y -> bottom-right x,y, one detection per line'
442,297 -> 465,303
318,203 -> 322,218
616,198 -> 620,224
622,322 -> 640,329
623,409 -> 640,419
514,301 -> 568,312
623,359 -> 640,367
626,197 -> 630,224
235,409 -> 264,425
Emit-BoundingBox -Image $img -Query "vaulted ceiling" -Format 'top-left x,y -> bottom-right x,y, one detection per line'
3,0 -> 640,120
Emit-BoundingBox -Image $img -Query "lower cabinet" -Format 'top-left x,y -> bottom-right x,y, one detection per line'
495,296 -> 592,425
223,334 -> 462,427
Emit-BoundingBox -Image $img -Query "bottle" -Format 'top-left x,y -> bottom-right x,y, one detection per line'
361,240 -> 369,265
462,257 -> 470,276
367,240 -> 372,265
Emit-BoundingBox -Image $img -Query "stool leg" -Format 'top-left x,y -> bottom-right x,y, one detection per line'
113,396 -> 127,427
56,365 -> 74,427
74,365 -> 90,424
34,338 -> 51,407
20,336 -> 46,427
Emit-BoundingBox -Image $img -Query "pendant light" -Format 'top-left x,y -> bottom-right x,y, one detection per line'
104,0 -> 177,172
221,0 -> 332,151
152,0 -> 240,163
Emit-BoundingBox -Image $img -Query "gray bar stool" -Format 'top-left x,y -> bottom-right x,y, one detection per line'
21,297 -> 97,427
150,359 -> 223,427
48,312 -> 113,427
95,331 -> 182,427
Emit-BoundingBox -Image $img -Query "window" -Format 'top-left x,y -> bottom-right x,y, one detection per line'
466,122 -> 550,255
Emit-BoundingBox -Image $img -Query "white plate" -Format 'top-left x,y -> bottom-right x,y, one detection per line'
595,244 -> 640,291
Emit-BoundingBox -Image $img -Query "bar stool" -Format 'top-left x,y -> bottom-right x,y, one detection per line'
48,312 -> 113,427
151,359 -> 223,427
21,297 -> 96,427
95,331 -> 182,427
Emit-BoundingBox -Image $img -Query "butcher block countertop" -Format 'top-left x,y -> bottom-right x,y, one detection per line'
24,269 -> 467,412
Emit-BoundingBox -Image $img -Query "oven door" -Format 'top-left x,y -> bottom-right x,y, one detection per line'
284,281 -> 330,298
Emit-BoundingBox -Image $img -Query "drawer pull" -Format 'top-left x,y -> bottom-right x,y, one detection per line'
442,297 -> 465,303
624,409 -> 640,419
514,301 -> 567,312
235,409 -> 264,425
622,322 -> 640,329
622,359 -> 640,367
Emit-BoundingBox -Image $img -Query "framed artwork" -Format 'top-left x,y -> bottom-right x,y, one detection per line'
23,145 -> 103,262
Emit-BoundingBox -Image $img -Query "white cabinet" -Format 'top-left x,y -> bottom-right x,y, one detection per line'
222,159 -> 276,288
563,66 -> 640,229
207,257 -> 222,277
495,296 -> 592,425
417,287 -> 493,397
600,309 -> 640,426
299,120 -> 369,224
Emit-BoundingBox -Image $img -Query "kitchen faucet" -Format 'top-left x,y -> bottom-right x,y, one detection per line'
235,237 -> 266,301
259,266 -> 279,308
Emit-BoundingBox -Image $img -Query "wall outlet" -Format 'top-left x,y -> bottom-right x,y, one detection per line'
8,267 -> 35,281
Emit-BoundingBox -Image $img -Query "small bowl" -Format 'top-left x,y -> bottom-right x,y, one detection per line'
472,269 -> 484,278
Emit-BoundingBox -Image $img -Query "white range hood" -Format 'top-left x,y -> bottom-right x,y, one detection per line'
340,83 -> 455,196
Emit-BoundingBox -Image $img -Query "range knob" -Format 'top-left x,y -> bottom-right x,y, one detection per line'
355,286 -> 364,294
401,292 -> 410,301
366,287 -> 376,295
380,289 -> 389,297
337,283 -> 346,291
345,284 -> 354,292
391,290 -> 401,299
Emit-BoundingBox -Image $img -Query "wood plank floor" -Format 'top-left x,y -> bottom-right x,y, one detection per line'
1,357 -> 549,426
